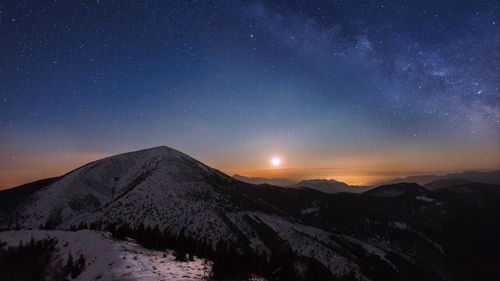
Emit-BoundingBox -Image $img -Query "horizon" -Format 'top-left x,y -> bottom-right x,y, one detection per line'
1,2 -> 500,280
1,1 -> 499,189
1,144 -> 498,189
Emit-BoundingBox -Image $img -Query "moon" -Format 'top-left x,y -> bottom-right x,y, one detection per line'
271,156 -> 281,167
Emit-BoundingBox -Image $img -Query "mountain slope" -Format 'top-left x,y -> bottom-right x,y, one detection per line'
364,183 -> 428,198
10,147 -> 240,241
0,176 -> 60,226
0,230 -> 212,281
424,179 -> 475,190
1,147 -> 367,278
2,146 -> 499,281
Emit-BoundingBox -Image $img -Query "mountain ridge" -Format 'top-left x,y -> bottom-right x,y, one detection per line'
384,170 -> 500,186
292,179 -> 372,194
233,174 -> 294,187
364,183 -> 429,198
1,146 -> 499,281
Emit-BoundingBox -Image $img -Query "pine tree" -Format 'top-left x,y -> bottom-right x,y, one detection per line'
64,252 -> 74,276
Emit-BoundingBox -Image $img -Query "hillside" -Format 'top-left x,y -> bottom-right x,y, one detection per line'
364,183 -> 429,198
424,179 -> 475,190
1,146 -> 499,281
0,230 -> 211,281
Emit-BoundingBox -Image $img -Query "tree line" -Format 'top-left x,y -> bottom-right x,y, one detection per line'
0,238 -> 85,281
71,221 -> 354,281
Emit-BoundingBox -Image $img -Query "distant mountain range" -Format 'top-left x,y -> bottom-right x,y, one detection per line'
233,174 -> 294,186
292,179 -> 372,194
234,175 -> 372,194
385,170 -> 500,186
1,146 -> 499,280
236,170 -> 500,195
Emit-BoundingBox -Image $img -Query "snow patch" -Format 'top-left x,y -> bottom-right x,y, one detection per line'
0,230 -> 211,281
416,195 -> 435,202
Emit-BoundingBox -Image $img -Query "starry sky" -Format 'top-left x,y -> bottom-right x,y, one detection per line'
1,0 -> 499,188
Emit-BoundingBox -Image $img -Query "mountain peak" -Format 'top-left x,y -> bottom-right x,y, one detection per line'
118,145 -> 184,158
11,145 -> 229,230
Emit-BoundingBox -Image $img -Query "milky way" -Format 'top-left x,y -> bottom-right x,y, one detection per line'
0,1 -> 499,187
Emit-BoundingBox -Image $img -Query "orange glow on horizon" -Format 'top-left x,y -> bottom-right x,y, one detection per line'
1,144 -> 499,189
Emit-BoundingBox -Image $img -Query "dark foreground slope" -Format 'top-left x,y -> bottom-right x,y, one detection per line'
0,177 -> 60,223
1,146 -> 498,281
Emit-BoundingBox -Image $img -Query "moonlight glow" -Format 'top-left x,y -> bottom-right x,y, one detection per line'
271,157 -> 281,167
0,1 -> 498,189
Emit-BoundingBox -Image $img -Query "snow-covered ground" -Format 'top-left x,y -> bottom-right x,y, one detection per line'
415,195 -> 435,202
0,230 -> 211,281
247,212 -> 366,279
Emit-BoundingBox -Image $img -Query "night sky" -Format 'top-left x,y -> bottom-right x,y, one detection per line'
1,0 -> 499,188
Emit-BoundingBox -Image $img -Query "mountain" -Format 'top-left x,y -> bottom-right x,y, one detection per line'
1,146 -> 499,281
233,174 -> 294,186
292,179 -> 372,194
364,183 -> 429,198
0,176 -> 60,216
424,179 -> 475,190
3,146 -> 242,241
385,170 -> 500,186
233,175 -> 374,194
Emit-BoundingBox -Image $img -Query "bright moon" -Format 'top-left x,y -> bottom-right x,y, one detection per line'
271,157 -> 281,167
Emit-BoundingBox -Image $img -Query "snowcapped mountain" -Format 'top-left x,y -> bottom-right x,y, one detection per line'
1,146 -> 499,281
10,146 -> 232,231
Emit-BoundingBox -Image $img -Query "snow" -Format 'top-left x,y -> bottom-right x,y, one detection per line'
247,212 -> 368,280
340,235 -> 397,271
415,195 -> 435,202
10,146 -> 236,245
300,206 -> 319,215
0,146 -> 446,280
0,230 -> 211,281
390,221 -> 445,255
392,221 -> 410,230
300,201 -> 321,215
